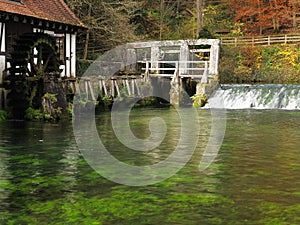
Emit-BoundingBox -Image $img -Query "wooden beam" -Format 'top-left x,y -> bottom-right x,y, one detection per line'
20,17 -> 27,23
13,15 -> 19,22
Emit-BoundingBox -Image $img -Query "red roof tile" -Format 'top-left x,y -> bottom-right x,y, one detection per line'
0,0 -> 84,27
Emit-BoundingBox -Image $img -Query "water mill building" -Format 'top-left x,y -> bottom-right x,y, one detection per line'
0,0 -> 84,114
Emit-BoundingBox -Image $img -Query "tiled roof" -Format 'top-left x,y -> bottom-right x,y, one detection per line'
0,0 -> 84,27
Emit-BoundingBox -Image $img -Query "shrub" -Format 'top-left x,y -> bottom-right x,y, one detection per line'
24,107 -> 44,121
191,93 -> 208,108
0,110 -> 9,121
219,45 -> 300,84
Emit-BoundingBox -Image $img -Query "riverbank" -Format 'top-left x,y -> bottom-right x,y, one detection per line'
219,44 -> 300,84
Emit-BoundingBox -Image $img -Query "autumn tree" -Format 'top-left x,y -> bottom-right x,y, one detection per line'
290,0 -> 300,29
227,0 -> 300,35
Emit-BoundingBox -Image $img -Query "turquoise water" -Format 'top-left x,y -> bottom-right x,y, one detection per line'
0,109 -> 299,224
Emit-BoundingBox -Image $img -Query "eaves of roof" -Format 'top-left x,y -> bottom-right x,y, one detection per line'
0,0 -> 85,28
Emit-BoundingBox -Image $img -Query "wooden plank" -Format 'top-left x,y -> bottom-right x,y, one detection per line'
189,49 -> 211,53
149,74 -> 174,77
161,50 -> 180,54
148,68 -> 176,71
180,68 -> 206,71
179,74 -> 202,78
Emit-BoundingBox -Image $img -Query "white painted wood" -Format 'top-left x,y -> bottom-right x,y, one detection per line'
0,23 -> 5,52
180,43 -> 189,74
189,49 -> 211,53
65,33 -> 71,77
127,39 -> 220,49
209,44 -> 219,75
71,34 -> 76,77
0,22 -> 5,93
0,55 -> 5,84
133,39 -> 219,78
44,30 -> 55,35
60,65 -> 65,77
150,47 -> 160,69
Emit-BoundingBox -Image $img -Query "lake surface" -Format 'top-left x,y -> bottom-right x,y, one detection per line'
0,109 -> 299,224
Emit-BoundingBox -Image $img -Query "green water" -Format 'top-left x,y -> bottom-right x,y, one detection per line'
0,109 -> 299,224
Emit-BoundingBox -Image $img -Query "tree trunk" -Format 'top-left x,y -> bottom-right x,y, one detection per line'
160,0 -> 164,40
257,0 -> 262,35
83,3 -> 92,60
292,0 -> 297,29
196,0 -> 204,35
273,0 -> 280,32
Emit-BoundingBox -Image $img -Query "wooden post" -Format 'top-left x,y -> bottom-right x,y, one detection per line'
111,79 -> 115,97
98,79 -> 103,95
115,80 -> 120,97
125,78 -> 131,96
180,44 -> 189,75
102,80 -> 108,96
285,35 -> 287,44
87,80 -> 96,101
209,40 -> 220,75
84,78 -> 89,99
151,47 -> 160,71
135,79 -> 141,96
144,61 -> 150,82
169,62 -> 180,105
131,78 -> 135,95
201,61 -> 208,84
98,77 -> 108,97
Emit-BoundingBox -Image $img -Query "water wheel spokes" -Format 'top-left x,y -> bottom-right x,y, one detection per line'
9,32 -> 62,77
30,42 -> 60,77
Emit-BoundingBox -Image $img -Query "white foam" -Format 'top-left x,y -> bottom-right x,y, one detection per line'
207,84 -> 300,110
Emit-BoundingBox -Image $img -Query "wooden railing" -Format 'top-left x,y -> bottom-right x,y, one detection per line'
141,60 -> 210,83
220,34 -> 300,46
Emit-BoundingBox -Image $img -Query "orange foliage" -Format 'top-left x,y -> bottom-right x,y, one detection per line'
226,0 -> 300,35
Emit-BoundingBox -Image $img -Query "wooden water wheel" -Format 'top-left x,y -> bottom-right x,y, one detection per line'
8,32 -> 61,77
5,33 -> 63,118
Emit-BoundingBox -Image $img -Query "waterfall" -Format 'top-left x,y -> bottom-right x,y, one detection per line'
207,84 -> 300,110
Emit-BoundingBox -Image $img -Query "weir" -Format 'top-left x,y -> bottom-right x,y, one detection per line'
208,84 -> 300,110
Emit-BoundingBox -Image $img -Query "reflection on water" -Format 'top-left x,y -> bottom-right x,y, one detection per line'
0,109 -> 299,224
